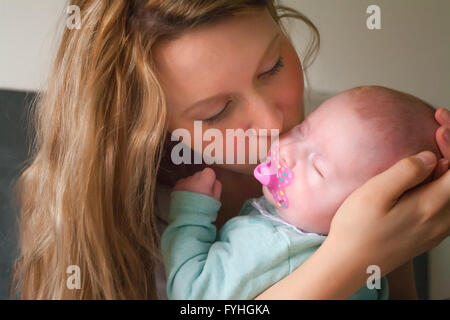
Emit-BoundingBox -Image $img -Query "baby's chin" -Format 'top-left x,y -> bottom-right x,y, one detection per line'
262,186 -> 332,234
262,187 -> 299,223
263,186 -> 293,219
262,186 -> 276,206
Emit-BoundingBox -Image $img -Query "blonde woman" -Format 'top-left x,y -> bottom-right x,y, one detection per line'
11,0 -> 450,299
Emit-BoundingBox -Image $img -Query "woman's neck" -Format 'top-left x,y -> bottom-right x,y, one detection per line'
212,166 -> 263,230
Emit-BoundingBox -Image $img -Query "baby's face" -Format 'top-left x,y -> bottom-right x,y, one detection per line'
261,94 -> 400,234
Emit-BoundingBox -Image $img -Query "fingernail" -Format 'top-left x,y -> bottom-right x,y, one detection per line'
443,109 -> 450,121
415,151 -> 436,169
444,127 -> 450,143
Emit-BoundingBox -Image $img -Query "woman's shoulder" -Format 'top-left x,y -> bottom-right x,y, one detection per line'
155,183 -> 172,232
154,183 -> 172,300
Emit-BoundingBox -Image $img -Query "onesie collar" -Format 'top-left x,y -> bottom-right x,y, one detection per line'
249,196 -> 326,237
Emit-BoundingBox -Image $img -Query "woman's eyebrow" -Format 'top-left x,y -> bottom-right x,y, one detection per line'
182,32 -> 282,116
183,94 -> 228,117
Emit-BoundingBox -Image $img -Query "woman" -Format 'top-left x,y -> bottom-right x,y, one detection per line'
11,0 -> 450,299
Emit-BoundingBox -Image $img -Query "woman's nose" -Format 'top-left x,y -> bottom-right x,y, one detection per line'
247,96 -> 283,133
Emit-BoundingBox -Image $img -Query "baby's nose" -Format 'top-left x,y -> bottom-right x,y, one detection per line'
279,146 -> 296,169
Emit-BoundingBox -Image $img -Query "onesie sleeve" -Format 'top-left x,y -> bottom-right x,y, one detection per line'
161,190 -> 222,299
161,191 -> 300,300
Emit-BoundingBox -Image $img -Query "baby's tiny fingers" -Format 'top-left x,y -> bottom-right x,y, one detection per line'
212,180 -> 222,201
202,167 -> 216,178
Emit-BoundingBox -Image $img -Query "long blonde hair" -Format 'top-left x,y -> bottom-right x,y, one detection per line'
10,0 -> 319,299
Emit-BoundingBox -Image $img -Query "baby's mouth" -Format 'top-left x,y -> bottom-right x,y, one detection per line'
253,150 -> 294,209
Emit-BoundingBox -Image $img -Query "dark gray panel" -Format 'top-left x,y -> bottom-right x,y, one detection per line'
0,89 -> 36,300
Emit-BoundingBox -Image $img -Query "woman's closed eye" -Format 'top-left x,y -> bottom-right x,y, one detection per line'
204,56 -> 285,125
259,55 -> 284,79
204,100 -> 232,124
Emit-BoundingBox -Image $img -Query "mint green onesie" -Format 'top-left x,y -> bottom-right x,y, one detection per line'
161,190 -> 389,300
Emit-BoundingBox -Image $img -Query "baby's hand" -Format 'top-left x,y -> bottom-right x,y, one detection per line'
173,167 -> 222,201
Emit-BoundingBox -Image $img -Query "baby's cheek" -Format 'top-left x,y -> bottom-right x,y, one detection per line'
291,204 -> 326,232
278,186 -> 315,228
311,186 -> 354,234
282,185 -> 335,234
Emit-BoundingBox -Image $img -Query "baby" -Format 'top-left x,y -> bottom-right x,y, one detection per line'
161,86 -> 441,300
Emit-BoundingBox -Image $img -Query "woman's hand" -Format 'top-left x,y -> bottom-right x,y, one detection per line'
433,108 -> 450,179
256,150 -> 449,300
328,150 -> 450,279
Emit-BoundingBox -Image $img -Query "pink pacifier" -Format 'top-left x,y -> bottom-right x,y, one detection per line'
253,144 -> 294,209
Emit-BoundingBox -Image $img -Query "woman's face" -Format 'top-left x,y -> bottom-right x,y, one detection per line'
153,8 -> 305,175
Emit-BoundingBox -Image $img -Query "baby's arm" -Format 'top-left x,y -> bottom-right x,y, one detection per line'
161,168 -> 289,300
162,190 -> 221,299
161,168 -> 226,299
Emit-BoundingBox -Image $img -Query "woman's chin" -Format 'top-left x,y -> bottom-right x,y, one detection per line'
214,163 -> 258,176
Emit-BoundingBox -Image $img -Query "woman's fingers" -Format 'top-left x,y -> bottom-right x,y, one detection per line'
365,151 -> 437,210
432,158 -> 449,180
409,169 -> 450,220
436,125 -> 450,159
397,169 -> 450,249
435,108 -> 450,160
435,107 -> 450,126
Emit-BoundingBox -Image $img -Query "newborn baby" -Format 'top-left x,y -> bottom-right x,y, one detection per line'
255,86 -> 441,234
161,86 -> 441,300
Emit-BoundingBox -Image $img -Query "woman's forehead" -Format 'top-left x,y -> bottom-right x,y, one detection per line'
152,8 -> 280,113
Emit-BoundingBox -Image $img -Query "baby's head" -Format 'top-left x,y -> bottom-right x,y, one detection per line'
254,86 -> 441,235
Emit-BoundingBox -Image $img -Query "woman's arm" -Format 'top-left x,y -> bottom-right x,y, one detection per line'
257,150 -> 450,299
255,231 -> 375,299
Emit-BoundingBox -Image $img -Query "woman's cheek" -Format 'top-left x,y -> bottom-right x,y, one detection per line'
200,122 -> 255,165
274,49 -> 305,130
